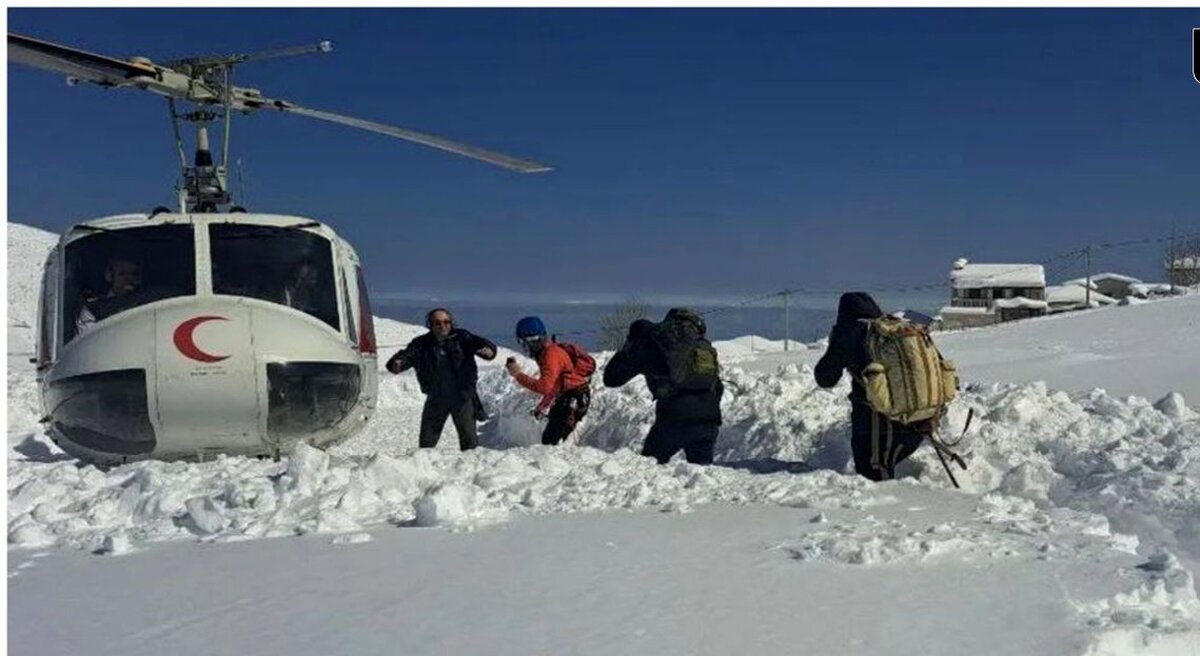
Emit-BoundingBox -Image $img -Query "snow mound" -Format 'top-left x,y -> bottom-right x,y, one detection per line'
8,443 -> 892,552
1082,552 -> 1200,655
927,383 -> 1200,571
13,355 -> 1198,583
1084,552 -> 1200,633
468,361 -> 1200,579
474,359 -> 853,466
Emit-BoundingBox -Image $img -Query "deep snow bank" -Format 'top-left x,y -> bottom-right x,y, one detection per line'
472,356 -> 1200,570
11,355 -> 1198,577
6,223 -> 58,357
8,441 -> 895,552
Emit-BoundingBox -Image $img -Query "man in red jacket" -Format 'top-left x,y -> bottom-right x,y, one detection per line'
506,316 -> 593,445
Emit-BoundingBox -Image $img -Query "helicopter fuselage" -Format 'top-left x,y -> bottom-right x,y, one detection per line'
35,212 -> 379,464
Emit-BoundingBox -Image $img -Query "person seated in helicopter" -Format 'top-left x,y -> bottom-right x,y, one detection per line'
280,262 -> 321,314
75,256 -> 143,335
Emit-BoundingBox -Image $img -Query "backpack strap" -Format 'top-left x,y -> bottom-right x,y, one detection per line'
870,410 -> 883,477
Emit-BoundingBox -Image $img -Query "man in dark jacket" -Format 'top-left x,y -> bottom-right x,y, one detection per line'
603,310 -> 723,465
814,292 -> 930,481
385,308 -> 497,450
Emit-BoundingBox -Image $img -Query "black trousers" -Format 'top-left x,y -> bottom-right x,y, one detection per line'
419,396 -> 478,451
850,404 -> 928,481
542,388 -> 590,446
642,421 -> 719,465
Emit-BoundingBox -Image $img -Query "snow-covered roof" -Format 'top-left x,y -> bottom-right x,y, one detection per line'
938,305 -> 993,316
992,297 -> 1049,310
1046,285 -> 1117,306
950,262 -> 1045,289
1063,273 -> 1142,287
1130,283 -> 1185,297
1061,278 -> 1098,290
1093,272 -> 1142,285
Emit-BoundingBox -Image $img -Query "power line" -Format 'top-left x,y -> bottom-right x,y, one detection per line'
505,227 -> 1199,343
687,227 -> 1196,321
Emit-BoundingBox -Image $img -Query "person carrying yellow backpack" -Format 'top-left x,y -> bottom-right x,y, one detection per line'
815,292 -> 961,482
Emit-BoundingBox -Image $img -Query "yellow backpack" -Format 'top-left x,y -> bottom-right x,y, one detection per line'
860,318 -> 958,425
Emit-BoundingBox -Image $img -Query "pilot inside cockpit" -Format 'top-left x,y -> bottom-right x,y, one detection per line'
75,256 -> 143,335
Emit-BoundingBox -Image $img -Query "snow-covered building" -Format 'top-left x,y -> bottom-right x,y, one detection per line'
1062,272 -> 1142,300
1129,282 -> 1189,299
939,258 -> 1047,329
1045,284 -> 1118,314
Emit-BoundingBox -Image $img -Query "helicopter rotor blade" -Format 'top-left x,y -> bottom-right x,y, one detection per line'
8,32 -> 156,87
262,100 -> 552,173
9,31 -> 554,174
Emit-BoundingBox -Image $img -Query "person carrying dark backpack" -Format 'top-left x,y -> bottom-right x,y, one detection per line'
506,316 -> 596,446
603,308 -> 724,465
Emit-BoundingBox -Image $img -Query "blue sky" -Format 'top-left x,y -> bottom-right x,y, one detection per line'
8,8 -> 1200,305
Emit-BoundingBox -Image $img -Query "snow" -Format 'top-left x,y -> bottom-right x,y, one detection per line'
6,223 -> 57,362
947,296 -> 1197,401
1047,284 -> 1119,307
8,223 -> 1200,655
992,296 -> 1049,310
15,501 -> 1192,656
951,260 -> 1046,288
1131,283 -> 1188,298
939,305 -> 993,315
1065,273 -> 1144,287
710,334 -> 813,359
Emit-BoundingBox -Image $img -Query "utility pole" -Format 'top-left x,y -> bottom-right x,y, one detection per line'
1085,244 -> 1092,308
782,290 -> 791,352
1169,225 -> 1177,295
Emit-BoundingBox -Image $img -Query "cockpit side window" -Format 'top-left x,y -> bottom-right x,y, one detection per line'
37,252 -> 58,366
63,225 -> 196,344
210,224 -> 340,331
355,266 -> 377,354
340,266 -> 358,347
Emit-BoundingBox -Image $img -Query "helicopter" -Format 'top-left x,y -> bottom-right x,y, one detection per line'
9,32 -> 551,465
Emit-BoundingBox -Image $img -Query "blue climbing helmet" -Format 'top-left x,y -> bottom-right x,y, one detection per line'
515,316 -> 547,354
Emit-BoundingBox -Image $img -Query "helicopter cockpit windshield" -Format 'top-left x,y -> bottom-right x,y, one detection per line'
65,225 -> 197,343
210,224 -> 340,330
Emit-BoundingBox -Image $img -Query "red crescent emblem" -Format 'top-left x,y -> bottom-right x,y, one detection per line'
173,316 -> 230,363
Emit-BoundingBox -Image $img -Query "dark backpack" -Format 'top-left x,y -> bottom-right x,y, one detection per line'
555,340 -> 596,381
649,308 -> 720,398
